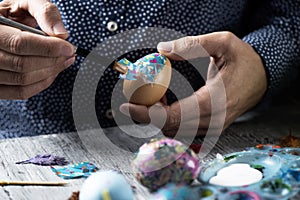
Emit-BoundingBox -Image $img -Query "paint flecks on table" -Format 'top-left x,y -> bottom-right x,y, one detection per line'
51,162 -> 98,179
16,154 -> 68,166
223,154 -> 238,162
280,130 -> 300,148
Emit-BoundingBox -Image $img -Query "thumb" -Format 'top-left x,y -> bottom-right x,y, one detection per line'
19,0 -> 68,39
157,32 -> 231,60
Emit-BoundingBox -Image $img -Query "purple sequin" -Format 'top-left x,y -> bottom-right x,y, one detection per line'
16,154 -> 69,166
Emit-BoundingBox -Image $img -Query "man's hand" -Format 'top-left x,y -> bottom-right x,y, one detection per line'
0,0 -> 75,99
120,32 -> 267,137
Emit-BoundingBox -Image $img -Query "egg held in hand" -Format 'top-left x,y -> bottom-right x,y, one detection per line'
114,53 -> 172,106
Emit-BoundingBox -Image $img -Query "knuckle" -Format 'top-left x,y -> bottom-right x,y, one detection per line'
43,42 -> 54,56
220,31 -> 234,43
195,90 -> 211,114
200,98 -> 211,114
41,2 -> 59,15
35,41 -> 53,57
11,73 -> 26,85
163,108 -> 180,131
11,56 -> 25,72
43,43 -> 53,57
8,34 -> 26,55
0,51 -> 4,61
183,36 -> 197,49
215,31 -> 237,53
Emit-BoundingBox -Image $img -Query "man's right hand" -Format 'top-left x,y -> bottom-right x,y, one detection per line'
0,0 -> 75,99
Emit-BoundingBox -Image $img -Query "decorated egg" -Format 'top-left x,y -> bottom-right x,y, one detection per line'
152,184 -> 217,200
79,170 -> 134,200
152,183 -> 196,200
131,138 -> 200,191
114,53 -> 172,106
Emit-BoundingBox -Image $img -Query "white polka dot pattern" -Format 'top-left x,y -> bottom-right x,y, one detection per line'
0,0 -> 299,138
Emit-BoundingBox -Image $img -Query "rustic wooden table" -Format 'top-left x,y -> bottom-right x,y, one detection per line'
0,102 -> 299,200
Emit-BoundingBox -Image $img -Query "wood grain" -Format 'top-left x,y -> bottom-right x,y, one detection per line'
0,104 -> 299,200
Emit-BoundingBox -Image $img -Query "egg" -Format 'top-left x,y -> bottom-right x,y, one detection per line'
131,138 -> 200,191
115,53 -> 172,106
152,183 -> 196,200
79,170 -> 134,200
152,184 -> 217,200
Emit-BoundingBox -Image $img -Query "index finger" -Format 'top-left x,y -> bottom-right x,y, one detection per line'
120,92 -> 201,131
0,24 -> 73,57
19,0 -> 68,38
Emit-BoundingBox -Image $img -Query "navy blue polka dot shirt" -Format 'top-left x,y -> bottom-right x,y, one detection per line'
0,0 -> 299,138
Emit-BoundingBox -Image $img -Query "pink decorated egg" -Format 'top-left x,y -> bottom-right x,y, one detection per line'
132,138 -> 200,191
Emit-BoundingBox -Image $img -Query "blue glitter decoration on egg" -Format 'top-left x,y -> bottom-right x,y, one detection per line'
118,53 -> 167,83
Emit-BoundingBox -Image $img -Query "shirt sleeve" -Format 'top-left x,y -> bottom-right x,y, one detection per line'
242,0 -> 300,99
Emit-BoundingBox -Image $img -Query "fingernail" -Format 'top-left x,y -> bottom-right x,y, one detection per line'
60,45 -> 73,57
157,41 -> 172,53
53,22 -> 68,35
120,104 -> 130,116
64,56 -> 75,68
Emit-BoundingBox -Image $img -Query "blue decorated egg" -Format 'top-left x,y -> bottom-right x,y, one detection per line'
152,183 -> 217,200
119,53 -> 172,106
79,170 -> 134,200
152,183 -> 196,200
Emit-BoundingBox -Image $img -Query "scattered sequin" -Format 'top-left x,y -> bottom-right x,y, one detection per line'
51,162 -> 98,179
16,154 -> 68,166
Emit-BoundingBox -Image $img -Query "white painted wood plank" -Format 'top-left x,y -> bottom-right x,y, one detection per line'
0,104 -> 299,199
